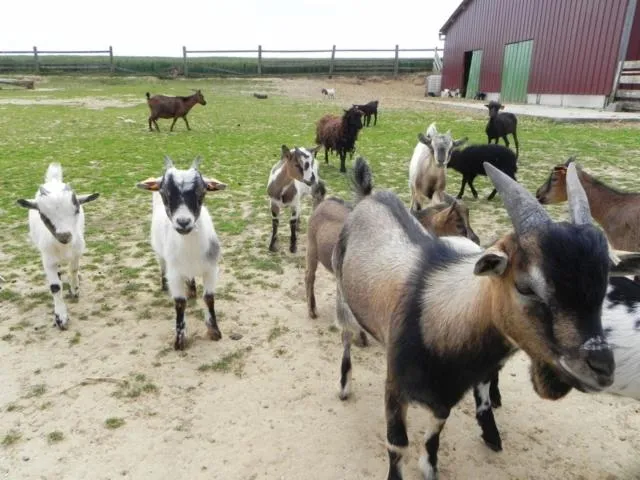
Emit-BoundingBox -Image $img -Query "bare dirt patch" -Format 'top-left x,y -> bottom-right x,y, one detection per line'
0,97 -> 141,109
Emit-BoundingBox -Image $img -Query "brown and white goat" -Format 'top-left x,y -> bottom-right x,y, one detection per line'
306,180 -> 479,320
267,145 -> 319,253
536,157 -> 640,252
408,123 -> 467,210
146,90 -> 207,132
333,159 -> 615,480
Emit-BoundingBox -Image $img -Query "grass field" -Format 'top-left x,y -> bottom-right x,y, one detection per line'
1,75 -> 640,479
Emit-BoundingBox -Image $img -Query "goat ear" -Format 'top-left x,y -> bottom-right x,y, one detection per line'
453,136 -> 468,147
204,178 -> 227,192
609,250 -> 640,276
281,145 -> 291,158
474,248 -> 509,276
136,177 -> 161,191
308,145 -> 321,156
16,198 -> 38,210
417,133 -> 431,146
77,193 -> 100,204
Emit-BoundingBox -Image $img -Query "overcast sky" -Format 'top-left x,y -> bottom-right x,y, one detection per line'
1,0 -> 459,57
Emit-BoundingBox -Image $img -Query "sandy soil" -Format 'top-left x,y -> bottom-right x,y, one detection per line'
1,76 -> 639,480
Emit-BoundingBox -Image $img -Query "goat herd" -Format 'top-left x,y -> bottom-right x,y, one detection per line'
9,88 -> 640,480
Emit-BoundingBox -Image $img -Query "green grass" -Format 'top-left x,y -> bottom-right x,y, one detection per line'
47,430 -> 64,444
112,373 -> 159,399
1,430 -> 21,447
198,348 -> 248,376
105,417 -> 125,429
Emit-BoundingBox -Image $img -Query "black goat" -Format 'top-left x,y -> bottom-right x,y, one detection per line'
448,144 -> 518,200
474,92 -> 487,100
485,101 -> 519,158
352,100 -> 378,127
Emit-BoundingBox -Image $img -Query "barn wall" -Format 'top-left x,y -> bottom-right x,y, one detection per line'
441,0 -> 629,97
627,1 -> 640,60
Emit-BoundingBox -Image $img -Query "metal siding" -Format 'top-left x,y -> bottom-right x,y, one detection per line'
626,1 -> 640,59
441,0 -> 630,96
501,41 -> 533,102
465,50 -> 483,98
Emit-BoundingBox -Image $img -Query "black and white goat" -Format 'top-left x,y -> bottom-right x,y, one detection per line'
267,145 -> 319,253
333,160 -> 616,480
17,163 -> 100,329
321,88 -> 336,99
136,156 -> 227,350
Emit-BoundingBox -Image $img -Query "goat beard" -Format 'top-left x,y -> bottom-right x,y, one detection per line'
529,360 -> 574,400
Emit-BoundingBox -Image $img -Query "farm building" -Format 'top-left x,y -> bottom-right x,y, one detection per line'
439,0 -> 640,109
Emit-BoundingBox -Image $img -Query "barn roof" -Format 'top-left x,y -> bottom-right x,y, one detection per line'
439,0 -> 474,36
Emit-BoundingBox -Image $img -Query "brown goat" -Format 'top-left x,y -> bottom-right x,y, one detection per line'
305,188 -> 479,320
536,158 -> 640,251
146,90 -> 207,132
315,107 -> 364,173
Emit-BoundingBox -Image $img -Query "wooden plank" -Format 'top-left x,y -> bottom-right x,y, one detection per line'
615,89 -> 640,99
623,60 -> 640,69
619,74 -> 640,84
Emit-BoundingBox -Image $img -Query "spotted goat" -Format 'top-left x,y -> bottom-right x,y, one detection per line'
17,163 -> 100,329
267,145 -> 319,253
333,160 -> 616,480
137,156 -> 227,350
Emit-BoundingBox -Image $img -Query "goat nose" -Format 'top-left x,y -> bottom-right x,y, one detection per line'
583,338 -> 615,378
56,232 -> 72,244
176,218 -> 191,228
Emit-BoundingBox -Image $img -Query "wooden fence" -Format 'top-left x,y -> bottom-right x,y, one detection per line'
0,45 -> 438,77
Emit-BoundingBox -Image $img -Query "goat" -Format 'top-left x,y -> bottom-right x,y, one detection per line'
447,143 -> 518,200
333,159 -> 615,480
315,107 -> 364,173
321,88 -> 335,99
485,100 -> 519,158
267,145 -> 319,253
17,163 -> 100,329
471,166 -> 640,453
352,100 -> 379,127
536,158 -> 640,252
474,92 -> 487,100
136,155 -> 227,350
408,122 -> 467,210
146,90 -> 206,132
306,176 -> 479,321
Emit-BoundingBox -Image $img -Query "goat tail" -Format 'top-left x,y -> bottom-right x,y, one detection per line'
311,180 -> 327,210
45,163 -> 63,183
352,156 -> 373,202
145,92 -> 151,100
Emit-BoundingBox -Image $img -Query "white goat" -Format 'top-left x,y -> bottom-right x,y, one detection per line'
408,122 -> 466,210
136,155 -> 227,350
321,88 -> 336,99
17,163 -> 99,329
267,145 -> 319,253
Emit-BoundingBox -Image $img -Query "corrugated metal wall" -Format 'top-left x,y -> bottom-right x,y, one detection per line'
627,3 -> 640,60
441,0 -> 630,96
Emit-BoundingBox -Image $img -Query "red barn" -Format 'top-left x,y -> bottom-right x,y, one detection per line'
439,0 -> 640,108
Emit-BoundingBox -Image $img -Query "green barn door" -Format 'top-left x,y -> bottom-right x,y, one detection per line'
464,50 -> 483,99
501,40 -> 533,103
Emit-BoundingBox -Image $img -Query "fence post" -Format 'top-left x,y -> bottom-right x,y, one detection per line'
257,45 -> 262,75
109,46 -> 114,74
393,44 -> 399,77
33,46 -> 40,74
182,46 -> 188,77
329,45 -> 336,78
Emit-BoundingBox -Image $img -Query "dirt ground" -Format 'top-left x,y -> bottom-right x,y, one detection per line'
1,76 -> 640,480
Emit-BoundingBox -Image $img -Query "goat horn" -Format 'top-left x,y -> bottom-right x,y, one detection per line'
39,186 -> 49,196
163,155 -> 174,170
191,156 -> 203,170
566,162 -> 592,225
484,162 -> 551,235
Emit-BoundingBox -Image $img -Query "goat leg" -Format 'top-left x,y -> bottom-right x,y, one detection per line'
385,383 -> 409,480
339,329 -> 354,400
169,117 -> 179,132
468,178 -> 479,199
473,381 -> 502,451
173,297 -> 187,350
203,267 -> 222,341
512,131 -> 519,159
289,214 -> 298,253
306,250 -> 318,319
44,258 -> 69,330
148,117 -> 154,132
183,116 -> 191,131
68,255 -> 80,299
457,179 -> 467,199
418,408 -> 449,480
269,206 -> 280,252
487,188 -> 498,201
339,151 -> 347,173
324,148 -> 329,164
489,370 -> 502,408
159,258 -> 168,291
502,135 -> 510,148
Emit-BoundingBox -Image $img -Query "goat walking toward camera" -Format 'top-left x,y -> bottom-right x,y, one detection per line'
137,156 -> 227,350
17,163 -> 100,329
267,145 -> 319,253
315,107 -> 364,173
334,160 -> 616,480
485,101 -> 519,158
146,90 -> 206,132
408,122 -> 467,209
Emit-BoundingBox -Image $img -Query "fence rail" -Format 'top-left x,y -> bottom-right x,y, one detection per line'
0,45 -> 439,78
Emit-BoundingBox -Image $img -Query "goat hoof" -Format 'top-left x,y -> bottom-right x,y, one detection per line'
289,244 -> 297,254
309,309 -> 318,319
174,331 -> 186,350
207,326 -> 222,341
491,396 -> 502,409
354,330 -> 368,348
268,242 -> 278,252
54,314 -> 68,330
482,433 -> 502,452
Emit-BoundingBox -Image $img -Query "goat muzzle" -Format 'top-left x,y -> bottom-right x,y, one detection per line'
55,232 -> 72,244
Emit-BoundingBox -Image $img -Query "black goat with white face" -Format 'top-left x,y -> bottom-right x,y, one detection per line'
137,155 -> 227,350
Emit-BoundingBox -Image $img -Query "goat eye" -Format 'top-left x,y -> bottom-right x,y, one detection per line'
515,283 -> 536,297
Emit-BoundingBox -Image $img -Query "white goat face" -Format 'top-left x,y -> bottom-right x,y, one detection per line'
418,131 -> 468,167
136,156 -> 227,236
17,185 -> 99,244
296,147 -> 318,185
